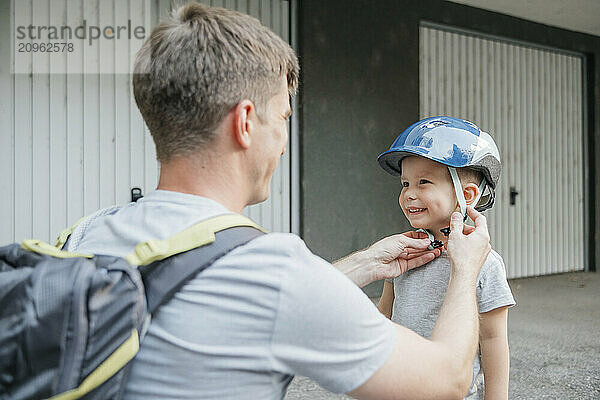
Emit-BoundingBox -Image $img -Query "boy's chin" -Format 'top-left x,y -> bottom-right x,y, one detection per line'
408,221 -> 426,230
405,216 -> 442,232
408,222 -> 442,233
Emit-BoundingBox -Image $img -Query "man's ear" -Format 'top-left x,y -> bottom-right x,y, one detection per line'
463,183 -> 480,206
232,100 -> 256,149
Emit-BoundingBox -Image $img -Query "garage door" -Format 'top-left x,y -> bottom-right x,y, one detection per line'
0,0 -> 295,244
419,24 -> 586,278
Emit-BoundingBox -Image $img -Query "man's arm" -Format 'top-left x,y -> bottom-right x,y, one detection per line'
479,307 -> 510,400
334,231 -> 441,288
349,207 -> 491,400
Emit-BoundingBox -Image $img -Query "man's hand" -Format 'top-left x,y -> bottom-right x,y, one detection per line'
446,206 -> 491,280
366,231 -> 443,281
334,230 -> 442,287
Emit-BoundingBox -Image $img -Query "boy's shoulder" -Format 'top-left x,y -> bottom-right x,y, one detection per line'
477,247 -> 516,312
479,247 -> 509,283
484,248 -> 505,268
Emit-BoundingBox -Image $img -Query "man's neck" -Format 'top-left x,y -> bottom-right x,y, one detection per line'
157,154 -> 250,214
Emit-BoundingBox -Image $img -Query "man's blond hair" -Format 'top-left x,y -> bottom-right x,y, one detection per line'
133,2 -> 299,162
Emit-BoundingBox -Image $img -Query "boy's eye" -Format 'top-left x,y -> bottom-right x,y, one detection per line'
419,179 -> 431,184
401,181 -> 409,188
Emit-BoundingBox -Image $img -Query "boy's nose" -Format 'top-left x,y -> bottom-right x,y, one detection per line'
404,188 -> 417,200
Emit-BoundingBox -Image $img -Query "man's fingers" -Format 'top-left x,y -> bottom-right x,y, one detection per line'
402,231 -> 429,239
401,236 -> 433,250
383,234 -> 431,251
405,252 -> 436,270
466,206 -> 487,229
462,224 -> 476,235
466,206 -> 490,240
406,247 -> 442,257
449,212 -> 464,237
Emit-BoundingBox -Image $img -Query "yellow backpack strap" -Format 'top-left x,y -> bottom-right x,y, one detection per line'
21,239 -> 93,259
54,215 -> 88,249
125,214 -> 267,267
47,329 -> 139,400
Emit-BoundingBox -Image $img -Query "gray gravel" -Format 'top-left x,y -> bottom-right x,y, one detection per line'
508,272 -> 600,399
285,272 -> 600,399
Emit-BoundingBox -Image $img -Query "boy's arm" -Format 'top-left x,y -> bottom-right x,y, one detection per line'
479,306 -> 510,400
377,281 -> 394,319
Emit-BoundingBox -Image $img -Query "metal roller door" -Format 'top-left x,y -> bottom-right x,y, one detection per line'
1,0 -> 295,244
419,24 -> 586,278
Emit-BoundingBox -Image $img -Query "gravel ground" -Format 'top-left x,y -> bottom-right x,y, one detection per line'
508,272 -> 600,399
285,272 -> 600,399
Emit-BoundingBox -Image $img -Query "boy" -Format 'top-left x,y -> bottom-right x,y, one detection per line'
376,116 -> 516,400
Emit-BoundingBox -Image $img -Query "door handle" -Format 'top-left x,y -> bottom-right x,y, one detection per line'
510,187 -> 519,206
131,187 -> 143,203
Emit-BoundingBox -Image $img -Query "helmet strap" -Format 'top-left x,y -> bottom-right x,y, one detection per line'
448,167 -> 467,217
472,177 -> 488,210
415,228 -> 443,250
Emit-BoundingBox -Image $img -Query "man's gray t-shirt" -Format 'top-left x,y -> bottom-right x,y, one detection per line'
66,190 -> 397,399
390,250 -> 515,399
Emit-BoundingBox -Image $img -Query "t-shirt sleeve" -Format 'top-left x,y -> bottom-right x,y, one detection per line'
476,250 -> 516,313
267,235 -> 397,394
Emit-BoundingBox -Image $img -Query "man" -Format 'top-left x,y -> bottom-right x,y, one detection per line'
67,3 -> 492,399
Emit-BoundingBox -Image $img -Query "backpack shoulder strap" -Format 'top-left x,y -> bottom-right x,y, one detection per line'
21,239 -> 94,259
130,214 -> 266,314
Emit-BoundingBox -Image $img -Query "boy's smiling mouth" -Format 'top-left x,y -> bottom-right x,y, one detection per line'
407,206 -> 427,214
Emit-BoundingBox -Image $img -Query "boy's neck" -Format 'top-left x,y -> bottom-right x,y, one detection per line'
432,229 -> 449,245
417,227 -> 449,246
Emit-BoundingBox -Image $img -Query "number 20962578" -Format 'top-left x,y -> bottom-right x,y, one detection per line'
18,42 -> 74,52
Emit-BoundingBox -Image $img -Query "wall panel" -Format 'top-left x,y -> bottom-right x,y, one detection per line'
4,0 -> 293,243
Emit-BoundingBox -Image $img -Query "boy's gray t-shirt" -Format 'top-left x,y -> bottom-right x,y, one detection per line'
67,190 -> 397,399
390,250 -> 515,399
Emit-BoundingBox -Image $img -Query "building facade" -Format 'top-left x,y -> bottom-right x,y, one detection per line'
2,0 -> 598,298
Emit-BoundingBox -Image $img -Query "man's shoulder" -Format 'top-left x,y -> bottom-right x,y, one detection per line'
237,232 -> 308,256
221,231 -> 352,292
228,232 -> 329,273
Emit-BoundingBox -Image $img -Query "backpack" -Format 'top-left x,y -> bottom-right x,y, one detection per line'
0,213 -> 265,400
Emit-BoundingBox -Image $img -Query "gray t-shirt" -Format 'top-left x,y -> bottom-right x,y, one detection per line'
66,190 -> 397,399
390,250 -> 515,400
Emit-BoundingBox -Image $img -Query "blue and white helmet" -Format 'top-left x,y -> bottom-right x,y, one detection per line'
377,116 -> 501,214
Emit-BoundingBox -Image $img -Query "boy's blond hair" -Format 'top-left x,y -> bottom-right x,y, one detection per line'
457,167 -> 483,186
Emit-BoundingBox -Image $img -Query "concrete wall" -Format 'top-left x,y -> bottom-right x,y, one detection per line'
298,0 -> 600,296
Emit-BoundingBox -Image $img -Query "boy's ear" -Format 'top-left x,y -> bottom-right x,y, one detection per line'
463,183 -> 480,206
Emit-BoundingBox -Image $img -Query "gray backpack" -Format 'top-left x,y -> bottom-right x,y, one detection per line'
0,214 -> 265,400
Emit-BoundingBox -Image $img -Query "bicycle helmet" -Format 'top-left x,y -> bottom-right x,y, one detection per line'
378,116 -> 501,236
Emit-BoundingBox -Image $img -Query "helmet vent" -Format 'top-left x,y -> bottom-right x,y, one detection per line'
422,120 -> 449,129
